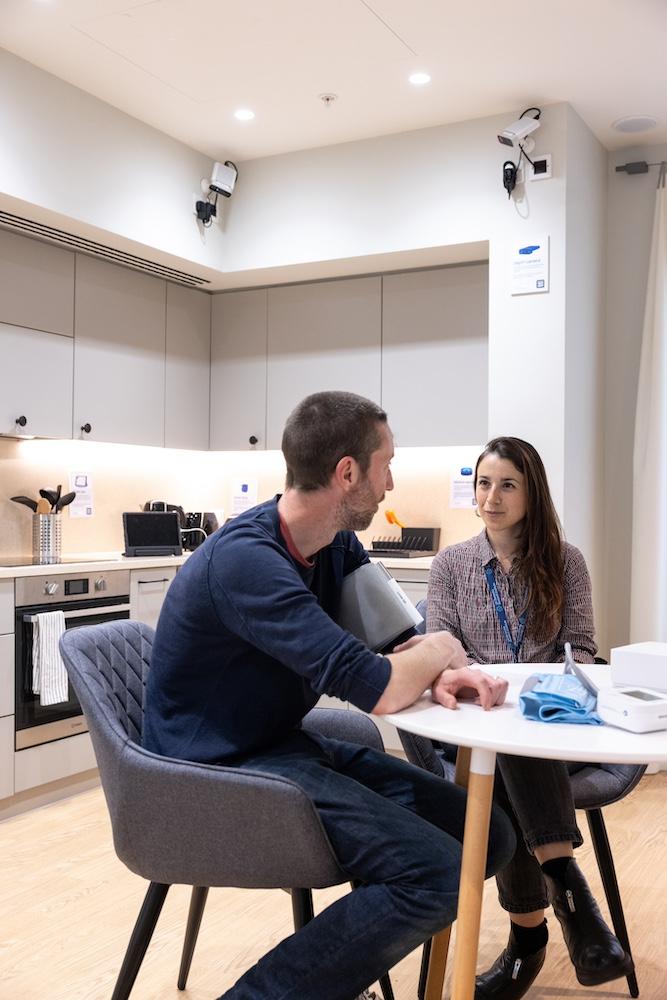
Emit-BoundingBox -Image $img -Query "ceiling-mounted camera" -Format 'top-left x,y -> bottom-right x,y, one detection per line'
209,160 -> 238,197
498,116 -> 541,147
498,107 -> 541,199
196,160 -> 239,227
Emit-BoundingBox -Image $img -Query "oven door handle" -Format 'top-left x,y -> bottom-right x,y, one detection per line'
23,603 -> 131,623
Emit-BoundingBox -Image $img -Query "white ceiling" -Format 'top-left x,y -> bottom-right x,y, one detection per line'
1,0 -> 666,163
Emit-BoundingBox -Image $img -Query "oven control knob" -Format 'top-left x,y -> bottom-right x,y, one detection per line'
95,577 -> 107,592
44,582 -> 59,596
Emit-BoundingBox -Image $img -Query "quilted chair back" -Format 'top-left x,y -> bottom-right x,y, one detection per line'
59,620 -> 347,890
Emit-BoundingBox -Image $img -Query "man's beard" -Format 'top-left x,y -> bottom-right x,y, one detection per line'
338,480 -> 383,532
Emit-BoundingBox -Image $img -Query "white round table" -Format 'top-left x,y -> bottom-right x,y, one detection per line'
384,663 -> 667,1000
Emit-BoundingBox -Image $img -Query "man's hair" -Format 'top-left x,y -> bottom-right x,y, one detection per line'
282,391 -> 388,491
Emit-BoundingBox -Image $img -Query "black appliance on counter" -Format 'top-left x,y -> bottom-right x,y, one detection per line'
143,501 -> 219,551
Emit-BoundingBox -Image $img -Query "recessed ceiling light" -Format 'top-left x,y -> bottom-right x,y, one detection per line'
234,109 -> 255,122
612,115 -> 657,134
409,72 -> 431,87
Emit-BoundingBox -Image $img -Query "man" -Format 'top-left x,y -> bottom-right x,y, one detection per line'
144,390 -> 515,1000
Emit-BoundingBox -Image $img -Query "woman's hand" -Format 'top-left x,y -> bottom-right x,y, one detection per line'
431,666 -> 509,711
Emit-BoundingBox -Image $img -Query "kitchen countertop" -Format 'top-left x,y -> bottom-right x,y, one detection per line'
0,551 -> 433,580
0,552 -> 190,579
373,556 -> 433,571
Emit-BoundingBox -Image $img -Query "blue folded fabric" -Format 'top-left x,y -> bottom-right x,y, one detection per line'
519,673 -> 603,725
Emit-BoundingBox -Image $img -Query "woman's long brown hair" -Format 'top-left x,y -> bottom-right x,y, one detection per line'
475,437 -> 564,641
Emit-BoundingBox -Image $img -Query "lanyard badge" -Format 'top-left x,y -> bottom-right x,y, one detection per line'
484,565 -> 526,662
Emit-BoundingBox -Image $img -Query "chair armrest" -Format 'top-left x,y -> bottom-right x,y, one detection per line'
109,742 -> 346,890
302,706 -> 384,751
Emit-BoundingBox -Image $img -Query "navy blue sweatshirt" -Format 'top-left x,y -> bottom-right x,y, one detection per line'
143,497 -> 391,764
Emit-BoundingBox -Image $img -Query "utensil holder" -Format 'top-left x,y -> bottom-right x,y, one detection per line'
32,514 -> 62,565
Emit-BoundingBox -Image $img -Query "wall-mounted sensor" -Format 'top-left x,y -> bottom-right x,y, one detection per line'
196,160 -> 239,227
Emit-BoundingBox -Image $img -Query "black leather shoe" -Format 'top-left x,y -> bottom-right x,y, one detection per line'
544,858 -> 634,987
475,931 -> 546,999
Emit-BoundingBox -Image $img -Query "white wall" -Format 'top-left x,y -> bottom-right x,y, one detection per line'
0,49 -> 226,276
563,106 -> 608,645
604,141 -> 667,654
1,49 -> 611,639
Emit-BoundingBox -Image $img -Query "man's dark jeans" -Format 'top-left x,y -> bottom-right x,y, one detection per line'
218,729 -> 516,1000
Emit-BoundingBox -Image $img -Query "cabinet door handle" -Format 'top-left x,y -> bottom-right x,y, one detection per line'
15,415 -> 27,428
249,435 -> 258,445
81,422 -> 92,434
137,578 -> 171,585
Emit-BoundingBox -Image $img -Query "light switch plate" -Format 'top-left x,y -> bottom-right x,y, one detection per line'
528,153 -> 552,181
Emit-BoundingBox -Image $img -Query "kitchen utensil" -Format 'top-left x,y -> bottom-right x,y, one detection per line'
36,497 -> 52,515
39,488 -> 59,510
385,509 -> 406,529
10,495 -> 38,512
55,491 -> 76,511
55,484 -> 62,505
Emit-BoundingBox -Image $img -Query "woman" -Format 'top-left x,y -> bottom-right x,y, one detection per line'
427,437 -> 633,999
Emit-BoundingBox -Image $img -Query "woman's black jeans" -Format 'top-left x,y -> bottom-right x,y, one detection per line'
437,745 -> 583,913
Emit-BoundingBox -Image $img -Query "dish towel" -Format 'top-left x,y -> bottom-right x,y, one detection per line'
31,611 -> 68,706
519,673 -> 603,725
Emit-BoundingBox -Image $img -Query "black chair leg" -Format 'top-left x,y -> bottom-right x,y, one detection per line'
586,808 -> 639,998
378,970 -> 395,1000
111,881 -> 170,1000
177,886 -> 210,990
291,887 -> 315,931
417,938 -> 431,1000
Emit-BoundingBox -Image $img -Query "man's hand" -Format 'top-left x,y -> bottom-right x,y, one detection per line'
393,630 -> 468,671
431,666 -> 509,711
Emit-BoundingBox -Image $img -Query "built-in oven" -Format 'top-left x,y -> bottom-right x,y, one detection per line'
14,569 -> 131,750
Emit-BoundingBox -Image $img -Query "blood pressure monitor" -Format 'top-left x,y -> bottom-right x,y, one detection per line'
596,686 -> 667,734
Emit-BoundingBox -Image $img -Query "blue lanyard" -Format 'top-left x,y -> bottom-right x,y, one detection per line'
484,565 -> 527,662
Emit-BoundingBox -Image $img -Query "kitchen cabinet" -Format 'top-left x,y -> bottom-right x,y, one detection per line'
266,277 -> 382,449
165,284 -> 211,450
388,565 -> 429,607
0,717 -> 13,801
210,288 -> 267,450
0,579 -> 14,634
130,567 -> 177,630
0,580 -> 14,801
0,635 -> 13,719
73,255 -> 166,447
382,264 -> 488,446
0,228 -> 74,337
0,323 -> 74,439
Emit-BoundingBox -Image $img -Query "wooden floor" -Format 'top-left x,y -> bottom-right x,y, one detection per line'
1,773 -> 666,999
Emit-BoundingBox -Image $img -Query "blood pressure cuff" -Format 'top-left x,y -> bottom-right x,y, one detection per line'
519,673 -> 603,725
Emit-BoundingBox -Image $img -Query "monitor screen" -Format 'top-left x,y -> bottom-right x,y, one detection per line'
123,511 -> 182,554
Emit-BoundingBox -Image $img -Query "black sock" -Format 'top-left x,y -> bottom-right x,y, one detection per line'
541,856 -> 573,882
510,918 -> 548,956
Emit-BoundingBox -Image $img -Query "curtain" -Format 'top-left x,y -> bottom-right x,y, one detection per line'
630,163 -> 667,641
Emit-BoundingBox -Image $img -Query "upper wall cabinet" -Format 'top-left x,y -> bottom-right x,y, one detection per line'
165,284 -> 211,451
210,289 -> 267,451
0,229 -> 74,337
73,255 -> 166,447
0,323 -> 73,439
382,264 -> 489,446
266,277 -> 382,449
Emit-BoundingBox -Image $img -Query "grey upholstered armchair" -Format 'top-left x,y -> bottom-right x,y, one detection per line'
59,620 -> 394,1000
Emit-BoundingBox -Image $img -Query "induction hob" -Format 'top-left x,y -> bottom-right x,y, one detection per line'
0,556 -> 110,568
